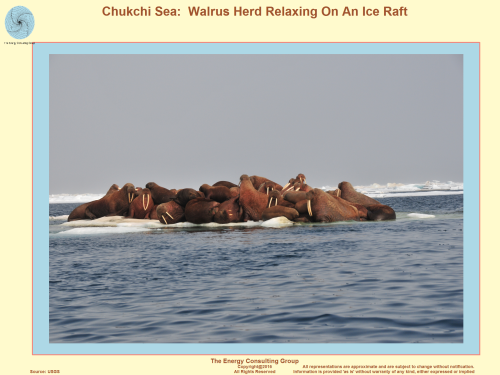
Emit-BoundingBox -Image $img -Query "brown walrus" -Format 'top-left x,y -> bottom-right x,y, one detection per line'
84,183 -> 136,220
199,184 -> 233,203
249,175 -> 283,192
157,201 -> 185,224
325,190 -> 369,220
267,190 -> 295,208
261,206 -> 299,221
213,196 -> 244,224
257,181 -> 281,196
366,204 -> 396,221
184,198 -> 220,224
174,188 -> 204,207
239,175 -> 270,221
337,181 -> 381,207
306,189 -> 359,223
283,190 -> 309,204
145,182 -> 176,205
126,188 -> 154,219
281,174 -> 307,194
213,181 -> 238,189
67,184 -> 120,222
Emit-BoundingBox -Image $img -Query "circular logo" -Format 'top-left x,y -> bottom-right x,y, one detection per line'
5,6 -> 35,39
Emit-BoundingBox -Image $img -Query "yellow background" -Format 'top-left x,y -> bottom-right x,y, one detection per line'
1,0 -> 495,373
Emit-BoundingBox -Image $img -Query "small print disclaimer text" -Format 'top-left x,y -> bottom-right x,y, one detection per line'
209,360 -> 476,375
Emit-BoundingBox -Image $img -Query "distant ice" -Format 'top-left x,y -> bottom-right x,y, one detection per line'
321,180 -> 463,198
49,194 -> 104,204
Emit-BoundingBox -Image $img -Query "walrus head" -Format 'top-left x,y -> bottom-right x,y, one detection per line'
296,174 -> 306,185
122,183 -> 136,203
268,190 -> 281,207
240,174 -> 250,182
145,182 -> 158,190
139,188 -> 152,211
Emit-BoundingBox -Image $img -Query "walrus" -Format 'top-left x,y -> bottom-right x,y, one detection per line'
199,184 -> 233,203
84,183 -> 136,220
239,174 -> 270,221
337,181 -> 381,207
126,188 -> 154,219
174,188 -> 204,207
157,200 -> 185,224
261,206 -> 299,221
305,189 -> 359,223
366,204 -> 396,221
149,204 -> 159,220
281,174 -> 307,194
283,190 -> 309,204
184,198 -> 220,224
145,182 -> 176,205
67,183 -> 120,222
213,196 -> 244,224
213,181 -> 238,189
249,175 -> 283,192
267,190 -> 295,208
257,181 -> 281,196
325,190 -> 368,220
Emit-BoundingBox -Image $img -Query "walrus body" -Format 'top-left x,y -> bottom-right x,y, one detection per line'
67,184 -> 120,222
308,189 -> 359,223
157,201 -> 185,224
239,175 -> 269,221
199,184 -> 233,203
127,188 -> 154,219
366,204 -> 396,221
184,198 -> 220,224
267,190 -> 295,209
145,182 -> 176,205
213,181 -> 238,189
250,175 -> 283,192
337,181 -> 381,207
283,190 -> 309,204
84,183 -> 135,220
174,188 -> 204,207
213,196 -> 244,224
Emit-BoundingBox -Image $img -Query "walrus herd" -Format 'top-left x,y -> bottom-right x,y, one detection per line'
67,174 -> 396,224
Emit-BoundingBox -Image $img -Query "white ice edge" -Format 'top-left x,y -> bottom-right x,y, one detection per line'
55,216 -> 293,235
407,213 -> 436,218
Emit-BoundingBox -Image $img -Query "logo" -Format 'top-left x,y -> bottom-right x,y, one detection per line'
5,6 -> 34,39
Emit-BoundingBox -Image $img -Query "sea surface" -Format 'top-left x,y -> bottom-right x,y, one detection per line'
49,194 -> 463,343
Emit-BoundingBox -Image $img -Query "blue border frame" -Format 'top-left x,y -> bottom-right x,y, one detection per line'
35,43 -> 479,354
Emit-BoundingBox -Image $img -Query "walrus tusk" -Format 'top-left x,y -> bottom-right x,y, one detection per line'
267,187 -> 269,195
337,189 -> 341,197
307,200 -> 312,216
142,195 -> 145,210
282,183 -> 290,191
275,198 -> 277,206
162,214 -> 167,224
146,195 -> 149,210
304,179 -> 306,184
268,198 -> 272,208
165,211 -> 174,220
350,205 -> 359,216
295,187 -> 300,191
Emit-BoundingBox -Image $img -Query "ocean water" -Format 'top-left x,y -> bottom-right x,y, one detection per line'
49,194 -> 463,343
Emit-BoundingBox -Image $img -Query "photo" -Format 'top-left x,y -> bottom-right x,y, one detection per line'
47,52 -> 464,345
